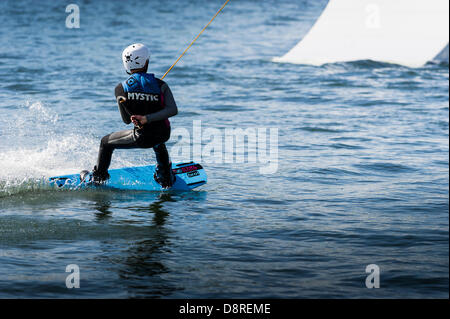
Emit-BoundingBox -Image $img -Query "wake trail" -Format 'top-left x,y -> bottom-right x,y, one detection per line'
0,100 -> 136,196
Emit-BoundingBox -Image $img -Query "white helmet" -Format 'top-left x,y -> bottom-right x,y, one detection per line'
122,43 -> 150,73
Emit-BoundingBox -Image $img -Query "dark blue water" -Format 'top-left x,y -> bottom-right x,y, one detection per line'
0,0 -> 448,298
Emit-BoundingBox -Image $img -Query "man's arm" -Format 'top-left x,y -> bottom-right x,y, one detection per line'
115,84 -> 132,124
145,82 -> 178,123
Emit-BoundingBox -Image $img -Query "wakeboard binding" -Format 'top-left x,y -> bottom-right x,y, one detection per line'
80,166 -> 110,185
80,170 -> 91,183
154,163 -> 176,189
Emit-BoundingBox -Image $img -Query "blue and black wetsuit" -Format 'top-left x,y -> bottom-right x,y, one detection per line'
95,72 -> 177,185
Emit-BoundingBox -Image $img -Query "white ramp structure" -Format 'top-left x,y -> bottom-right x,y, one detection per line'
274,0 -> 449,68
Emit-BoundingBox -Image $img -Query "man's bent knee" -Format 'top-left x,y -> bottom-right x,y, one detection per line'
101,134 -> 111,147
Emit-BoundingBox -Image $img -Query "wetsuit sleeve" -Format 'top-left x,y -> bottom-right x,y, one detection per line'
115,83 -> 132,124
145,82 -> 178,123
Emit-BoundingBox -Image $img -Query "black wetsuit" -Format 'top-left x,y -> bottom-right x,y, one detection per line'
95,73 -> 177,177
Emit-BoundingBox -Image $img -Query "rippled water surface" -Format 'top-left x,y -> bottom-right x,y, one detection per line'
0,0 -> 448,298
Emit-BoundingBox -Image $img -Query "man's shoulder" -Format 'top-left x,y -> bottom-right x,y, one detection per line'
154,76 -> 165,85
115,82 -> 125,97
154,77 -> 169,91
116,74 -> 137,91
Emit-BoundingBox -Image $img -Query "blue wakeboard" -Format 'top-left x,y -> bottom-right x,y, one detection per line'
49,162 -> 206,191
